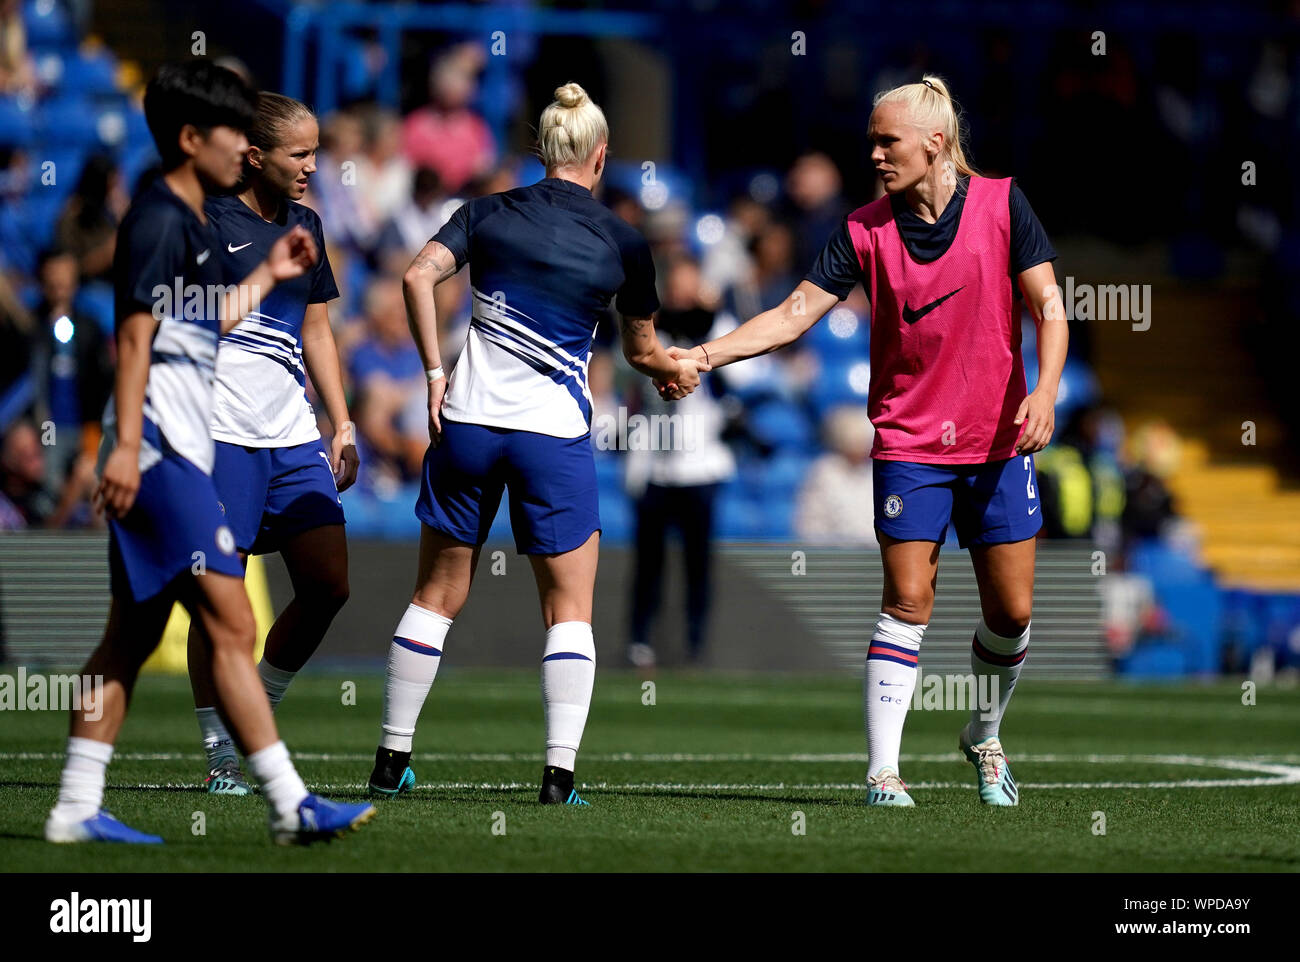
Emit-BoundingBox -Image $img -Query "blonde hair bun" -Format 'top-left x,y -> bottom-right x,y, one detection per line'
553,83 -> 590,108
538,82 -> 609,171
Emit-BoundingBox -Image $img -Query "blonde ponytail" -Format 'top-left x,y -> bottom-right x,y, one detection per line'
537,82 -> 609,171
873,74 -> 977,179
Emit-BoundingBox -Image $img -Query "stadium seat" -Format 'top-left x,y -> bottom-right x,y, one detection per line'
38,95 -> 101,149
22,0 -> 78,52
0,96 -> 37,147
74,281 -> 115,337
748,399 -> 814,451
808,358 -> 871,417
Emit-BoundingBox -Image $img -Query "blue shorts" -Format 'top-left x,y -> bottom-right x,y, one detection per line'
873,455 -> 1043,549
108,454 -> 244,602
212,438 -> 346,555
416,418 -> 600,555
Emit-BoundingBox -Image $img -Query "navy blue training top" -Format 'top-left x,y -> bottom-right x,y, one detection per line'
430,176 -> 659,437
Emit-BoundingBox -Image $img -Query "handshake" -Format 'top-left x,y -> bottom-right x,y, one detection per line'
653,345 -> 713,402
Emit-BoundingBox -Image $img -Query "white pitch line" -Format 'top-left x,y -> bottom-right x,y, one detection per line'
6,752 -> 1298,791
4,750 -> 1300,767
114,777 -> 1296,792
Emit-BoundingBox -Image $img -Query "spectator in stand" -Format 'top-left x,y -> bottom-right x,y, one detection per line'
27,248 -> 113,487
402,42 -> 496,194
0,0 -> 35,96
700,194 -> 770,299
1120,419 -> 1183,559
354,105 -> 412,241
373,167 -> 451,272
727,221 -> 799,322
794,405 -> 878,547
626,254 -> 735,666
0,419 -> 95,529
783,152 -> 849,269
309,110 -> 370,252
54,154 -> 129,283
348,279 -> 426,488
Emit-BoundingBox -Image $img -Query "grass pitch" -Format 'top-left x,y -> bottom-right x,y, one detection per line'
2,671 -> 1297,872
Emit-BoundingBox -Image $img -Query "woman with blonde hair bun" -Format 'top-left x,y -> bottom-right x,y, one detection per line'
366,83 -> 708,806
668,74 -> 1067,809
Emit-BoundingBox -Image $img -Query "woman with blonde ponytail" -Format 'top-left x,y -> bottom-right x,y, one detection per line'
667,74 -> 1068,811
367,83 -> 707,806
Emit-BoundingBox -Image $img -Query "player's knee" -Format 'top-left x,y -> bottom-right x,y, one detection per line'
304,572 -> 349,615
208,608 -> 257,653
985,608 -> 1031,638
887,586 -> 934,623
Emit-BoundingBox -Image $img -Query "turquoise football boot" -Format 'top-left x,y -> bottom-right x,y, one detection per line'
866,767 -> 916,807
959,723 -> 1020,806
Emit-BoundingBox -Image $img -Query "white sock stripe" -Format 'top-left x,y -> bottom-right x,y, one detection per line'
543,621 -> 595,661
872,612 -> 927,650
395,603 -> 453,643
975,617 -> 1031,655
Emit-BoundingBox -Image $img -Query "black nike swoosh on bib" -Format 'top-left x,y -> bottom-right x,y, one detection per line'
901,286 -> 965,324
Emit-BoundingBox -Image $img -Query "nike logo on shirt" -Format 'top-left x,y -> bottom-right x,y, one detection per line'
901,286 -> 964,324
196,249 -> 211,265
227,242 -> 253,253
1028,506 -> 1039,516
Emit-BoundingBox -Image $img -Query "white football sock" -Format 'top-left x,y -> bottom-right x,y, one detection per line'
968,618 -> 1029,743
195,706 -> 237,769
541,621 -> 595,771
380,604 -> 452,752
51,736 -> 114,823
257,659 -> 297,711
864,612 -> 926,778
245,740 -> 308,820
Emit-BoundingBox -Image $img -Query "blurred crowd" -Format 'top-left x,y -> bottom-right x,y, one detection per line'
5,0 -> 1288,666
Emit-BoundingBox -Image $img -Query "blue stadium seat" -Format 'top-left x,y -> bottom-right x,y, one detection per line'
37,145 -> 84,200
598,487 -> 633,543
74,281 -> 114,337
0,96 -> 37,147
805,305 -> 869,358
717,484 -> 761,539
760,451 -> 813,498
22,0 -> 78,52
38,95 -> 100,149
1118,642 -> 1188,677
808,357 -> 871,417
748,399 -> 813,451
19,189 -> 63,249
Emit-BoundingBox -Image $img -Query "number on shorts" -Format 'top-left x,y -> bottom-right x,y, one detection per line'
1024,455 -> 1036,499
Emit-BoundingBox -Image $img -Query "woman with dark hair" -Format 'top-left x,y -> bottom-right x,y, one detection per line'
54,153 -> 129,281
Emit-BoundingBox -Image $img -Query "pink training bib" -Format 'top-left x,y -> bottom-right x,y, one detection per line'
847,175 -> 1026,464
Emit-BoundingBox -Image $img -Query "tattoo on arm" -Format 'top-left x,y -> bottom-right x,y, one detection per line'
620,315 -> 652,337
412,242 -> 460,283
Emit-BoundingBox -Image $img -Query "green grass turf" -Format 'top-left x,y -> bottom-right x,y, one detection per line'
2,670 -> 1298,872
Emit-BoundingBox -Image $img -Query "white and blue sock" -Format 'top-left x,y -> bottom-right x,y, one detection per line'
257,659 -> 297,711
541,622 -> 596,771
195,706 -> 236,770
864,613 -> 926,778
968,618 -> 1029,743
51,736 -> 114,823
379,604 -> 452,752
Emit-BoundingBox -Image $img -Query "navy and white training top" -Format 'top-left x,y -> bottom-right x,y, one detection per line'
205,194 -> 339,447
107,178 -> 225,475
431,177 -> 659,438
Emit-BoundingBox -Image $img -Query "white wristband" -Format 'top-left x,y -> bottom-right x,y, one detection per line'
426,366 -> 445,383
